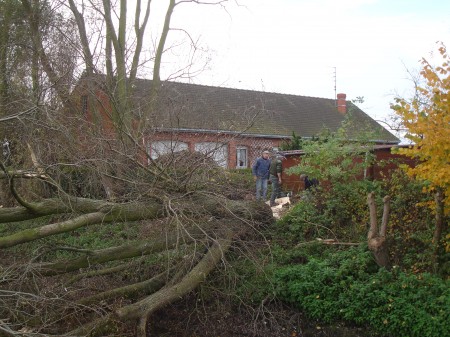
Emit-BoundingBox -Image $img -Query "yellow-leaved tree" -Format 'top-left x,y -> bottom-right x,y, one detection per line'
392,43 -> 449,250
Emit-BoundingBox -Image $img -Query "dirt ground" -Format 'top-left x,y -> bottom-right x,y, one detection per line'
147,296 -> 375,337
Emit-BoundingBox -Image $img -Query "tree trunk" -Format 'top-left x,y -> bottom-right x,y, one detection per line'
367,192 -> 390,268
432,188 -> 446,265
67,229 -> 234,337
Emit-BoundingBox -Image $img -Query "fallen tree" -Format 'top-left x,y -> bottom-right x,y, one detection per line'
0,155 -> 272,336
0,1 -> 271,335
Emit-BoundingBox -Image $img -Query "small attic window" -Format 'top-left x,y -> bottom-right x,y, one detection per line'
81,95 -> 88,114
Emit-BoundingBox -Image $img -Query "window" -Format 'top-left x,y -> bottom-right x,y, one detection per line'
236,147 -> 248,169
149,140 -> 188,160
194,142 -> 228,168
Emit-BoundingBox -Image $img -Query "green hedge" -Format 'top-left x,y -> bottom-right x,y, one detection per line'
274,246 -> 449,337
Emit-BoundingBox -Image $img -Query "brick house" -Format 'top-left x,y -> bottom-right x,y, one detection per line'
76,76 -> 399,171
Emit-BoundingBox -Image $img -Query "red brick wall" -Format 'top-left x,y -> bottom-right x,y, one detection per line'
73,84 -> 116,137
371,148 -> 417,180
145,132 -> 284,169
73,82 -> 286,169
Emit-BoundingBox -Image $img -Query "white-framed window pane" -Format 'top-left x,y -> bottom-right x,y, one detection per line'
194,142 -> 228,168
236,147 -> 248,168
150,141 -> 188,159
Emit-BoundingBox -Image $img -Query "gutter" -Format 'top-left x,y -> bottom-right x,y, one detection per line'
147,127 -> 399,144
279,144 -> 406,157
147,127 -> 292,140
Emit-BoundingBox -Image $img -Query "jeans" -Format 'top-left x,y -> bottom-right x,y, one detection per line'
255,177 -> 268,201
270,174 -> 280,205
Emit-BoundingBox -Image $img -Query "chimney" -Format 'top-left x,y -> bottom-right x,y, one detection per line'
337,93 -> 346,114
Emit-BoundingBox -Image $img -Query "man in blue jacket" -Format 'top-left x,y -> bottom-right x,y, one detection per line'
252,150 -> 271,201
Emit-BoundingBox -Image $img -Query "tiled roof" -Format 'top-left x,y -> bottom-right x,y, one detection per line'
133,78 -> 399,143
135,79 -> 399,144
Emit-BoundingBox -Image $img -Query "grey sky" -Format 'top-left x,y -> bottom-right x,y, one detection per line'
159,0 -> 450,136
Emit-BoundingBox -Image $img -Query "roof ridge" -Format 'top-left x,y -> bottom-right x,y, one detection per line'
88,74 -> 338,102
136,77 -> 337,101
77,74 -> 399,144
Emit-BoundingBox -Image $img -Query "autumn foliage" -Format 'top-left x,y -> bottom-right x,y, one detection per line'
392,43 -> 450,214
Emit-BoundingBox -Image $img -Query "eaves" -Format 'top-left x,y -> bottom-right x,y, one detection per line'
148,127 -> 291,140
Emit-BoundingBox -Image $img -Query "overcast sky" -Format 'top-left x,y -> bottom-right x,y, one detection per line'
161,0 -> 450,134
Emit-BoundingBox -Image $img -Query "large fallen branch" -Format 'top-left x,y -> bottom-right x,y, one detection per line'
77,267 -> 174,306
0,192 -> 272,335
0,151 -> 272,336
35,227 -> 204,276
0,193 -> 268,249
69,230 -> 233,337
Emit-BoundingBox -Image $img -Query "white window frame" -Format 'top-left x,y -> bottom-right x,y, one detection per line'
236,146 -> 248,169
194,142 -> 228,168
149,140 -> 188,160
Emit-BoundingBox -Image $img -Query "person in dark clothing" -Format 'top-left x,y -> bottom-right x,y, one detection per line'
300,174 -> 319,190
269,154 -> 284,206
252,150 -> 271,201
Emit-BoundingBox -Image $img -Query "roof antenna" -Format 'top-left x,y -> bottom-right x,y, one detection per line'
333,67 -> 337,106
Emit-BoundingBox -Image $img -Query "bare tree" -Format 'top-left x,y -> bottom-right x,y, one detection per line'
0,1 -> 274,336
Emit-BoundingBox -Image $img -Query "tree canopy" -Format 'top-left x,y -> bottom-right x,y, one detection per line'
391,43 -> 450,214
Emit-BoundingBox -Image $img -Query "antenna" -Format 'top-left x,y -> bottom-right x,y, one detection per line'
333,67 -> 337,106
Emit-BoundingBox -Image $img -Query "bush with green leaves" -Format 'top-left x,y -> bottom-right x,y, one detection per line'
276,196 -> 328,243
377,170 -> 442,271
279,131 -> 304,151
283,121 -> 446,272
269,126 -> 447,335
283,126 -> 386,244
274,246 -> 449,337
276,178 -> 381,245
287,125 -> 377,184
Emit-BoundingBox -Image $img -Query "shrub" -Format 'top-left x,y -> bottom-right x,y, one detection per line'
277,178 -> 381,244
274,246 -> 449,337
276,197 -> 330,243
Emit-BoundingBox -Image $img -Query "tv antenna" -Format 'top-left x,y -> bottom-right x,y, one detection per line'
333,67 -> 337,105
